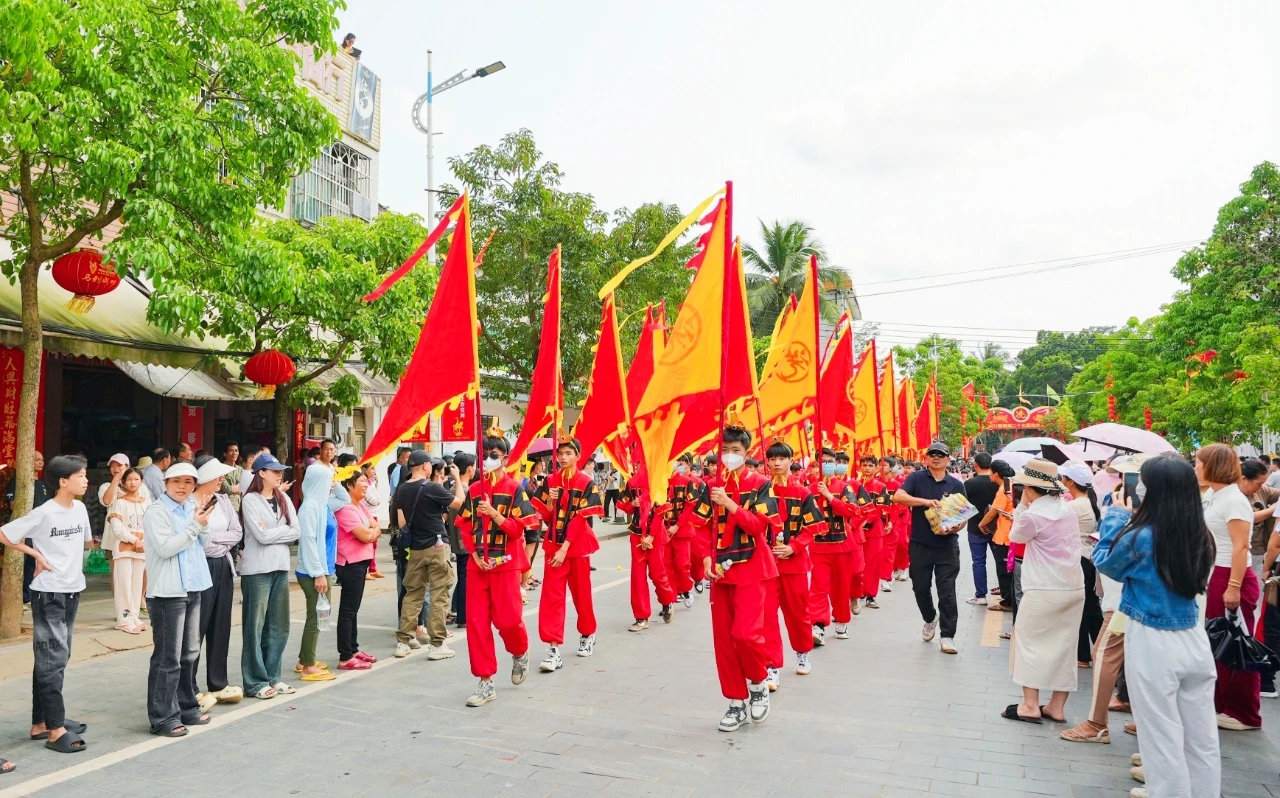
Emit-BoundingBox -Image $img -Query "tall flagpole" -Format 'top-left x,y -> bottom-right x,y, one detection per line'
716,181 -> 733,484
809,254 -> 823,463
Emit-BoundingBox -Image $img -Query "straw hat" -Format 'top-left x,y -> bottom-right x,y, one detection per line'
1011,457 -> 1063,491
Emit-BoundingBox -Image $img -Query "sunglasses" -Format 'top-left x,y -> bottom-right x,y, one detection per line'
927,452 -> 948,458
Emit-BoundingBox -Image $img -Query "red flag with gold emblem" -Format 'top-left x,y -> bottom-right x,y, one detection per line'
506,246 -> 564,471
573,293 -> 630,467
819,314 -> 855,448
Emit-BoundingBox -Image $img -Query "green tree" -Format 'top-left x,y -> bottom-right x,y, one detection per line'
441,130 -> 696,404
994,329 -> 1114,402
0,0 -> 338,638
742,220 -> 849,334
1039,405 -> 1079,441
894,336 -> 1004,446
148,213 -> 435,458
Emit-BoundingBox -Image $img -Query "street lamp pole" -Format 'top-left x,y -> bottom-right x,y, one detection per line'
412,54 -> 507,260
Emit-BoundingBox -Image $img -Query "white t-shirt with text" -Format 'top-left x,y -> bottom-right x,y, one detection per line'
1,500 -> 92,593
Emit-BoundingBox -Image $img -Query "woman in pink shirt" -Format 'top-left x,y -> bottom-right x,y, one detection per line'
334,471 -> 380,670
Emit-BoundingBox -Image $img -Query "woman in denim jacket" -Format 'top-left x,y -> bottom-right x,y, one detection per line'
1092,454 -> 1218,798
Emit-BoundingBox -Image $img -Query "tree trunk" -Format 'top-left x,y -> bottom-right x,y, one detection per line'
0,255 -> 44,639
273,384 -> 293,464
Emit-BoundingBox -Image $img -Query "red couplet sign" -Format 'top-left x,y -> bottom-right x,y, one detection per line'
181,403 -> 203,452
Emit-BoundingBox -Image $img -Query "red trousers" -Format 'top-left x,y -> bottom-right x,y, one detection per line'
765,572 -> 813,666
538,553 -> 597,645
894,525 -> 911,570
879,528 -> 897,582
466,566 -> 529,678
663,536 -> 695,595
710,579 -> 769,699
852,535 -> 884,598
809,549 -> 853,626
630,535 -> 677,619
1207,566 -> 1262,727
689,542 -> 707,584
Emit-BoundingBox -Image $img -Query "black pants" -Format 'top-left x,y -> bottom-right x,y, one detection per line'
146,593 -> 201,734
604,489 -> 619,518
908,541 -> 960,639
31,590 -> 79,729
990,542 -> 1014,607
451,554 -> 468,625
1078,556 -> 1104,663
196,556 -> 235,693
335,559 -> 370,660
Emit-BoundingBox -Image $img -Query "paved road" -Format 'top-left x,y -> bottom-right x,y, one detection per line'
0,532 -> 1276,797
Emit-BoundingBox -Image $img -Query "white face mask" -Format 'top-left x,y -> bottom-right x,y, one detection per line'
721,453 -> 746,471
483,456 -> 502,474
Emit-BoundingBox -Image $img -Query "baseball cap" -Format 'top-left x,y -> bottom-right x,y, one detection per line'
252,453 -> 289,472
925,441 -> 951,457
1059,462 -> 1094,487
163,462 -> 199,481
407,450 -> 432,467
108,453 -> 130,467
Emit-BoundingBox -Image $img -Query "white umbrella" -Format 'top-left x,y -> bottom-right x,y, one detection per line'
1041,441 -> 1119,464
1072,423 -> 1176,455
999,436 -> 1062,454
991,451 -> 1033,470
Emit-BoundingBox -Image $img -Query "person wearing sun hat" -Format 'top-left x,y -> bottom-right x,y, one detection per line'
1001,458 -> 1085,725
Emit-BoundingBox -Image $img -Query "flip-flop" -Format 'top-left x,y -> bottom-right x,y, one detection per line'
300,671 -> 336,682
1061,725 -> 1111,743
294,661 -> 328,673
998,632 -> 1012,640
1040,706 -> 1067,723
338,659 -> 372,671
1001,704 -> 1042,724
354,651 -> 377,663
44,730 -> 88,753
30,720 -> 87,740
0,759 -> 13,774
152,723 -> 187,738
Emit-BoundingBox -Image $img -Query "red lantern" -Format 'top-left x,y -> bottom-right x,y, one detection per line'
244,350 -> 296,398
50,250 -> 120,313
1143,406 -> 1153,430
1107,394 -> 1118,421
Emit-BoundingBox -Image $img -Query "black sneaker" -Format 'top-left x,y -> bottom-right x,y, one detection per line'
718,702 -> 748,732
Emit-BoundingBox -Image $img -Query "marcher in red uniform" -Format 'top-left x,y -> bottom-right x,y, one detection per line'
761,440 -> 820,684
616,473 -> 677,631
457,437 -> 535,707
691,425 -> 782,732
852,455 -> 892,610
880,457 -> 902,589
808,449 -> 862,645
530,438 -> 603,672
893,462 -> 917,579
664,454 -> 699,607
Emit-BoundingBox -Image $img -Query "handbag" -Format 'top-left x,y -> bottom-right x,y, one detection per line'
1205,609 -> 1280,675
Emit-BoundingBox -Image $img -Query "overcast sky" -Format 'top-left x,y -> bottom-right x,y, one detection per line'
339,1 -> 1278,357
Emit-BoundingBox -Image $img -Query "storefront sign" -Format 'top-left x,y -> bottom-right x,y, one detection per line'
0,347 -> 45,470
181,403 -> 204,452
293,409 -> 306,463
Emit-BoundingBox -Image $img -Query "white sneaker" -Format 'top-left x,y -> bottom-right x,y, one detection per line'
940,638 -> 957,654
765,666 -> 779,692
922,620 -> 938,642
719,701 -> 747,732
511,653 -> 529,685
833,624 -> 849,640
850,599 -> 862,616
1216,713 -> 1259,730
683,592 -> 695,608
628,618 -> 649,632
864,597 -> 880,610
406,638 -> 422,650
539,647 -> 563,672
1130,766 -> 1144,784
966,596 -> 988,605
466,679 -> 495,707
747,683 -> 770,723
394,642 -> 412,658
894,570 -> 909,582
880,580 -> 893,592
426,644 -> 456,661
795,651 -> 812,675
811,624 -> 825,646
577,634 -> 596,657
1130,789 -> 1147,798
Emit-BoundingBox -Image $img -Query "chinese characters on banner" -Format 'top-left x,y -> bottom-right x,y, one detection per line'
293,409 -> 306,463
0,347 -> 46,473
438,401 -> 476,442
180,403 -> 203,452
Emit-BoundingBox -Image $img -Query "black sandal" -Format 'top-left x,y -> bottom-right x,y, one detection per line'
30,719 -> 87,740
0,759 -> 14,774
152,723 -> 188,738
1040,706 -> 1066,723
44,731 -> 87,753
181,714 -> 211,727
1001,704 -> 1042,724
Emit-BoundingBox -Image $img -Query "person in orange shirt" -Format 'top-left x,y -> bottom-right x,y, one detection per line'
529,438 -> 603,672
977,460 -> 1016,614
691,425 -> 782,732
762,440 -> 820,684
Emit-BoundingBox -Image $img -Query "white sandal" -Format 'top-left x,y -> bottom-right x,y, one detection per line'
271,682 -> 297,695
253,686 -> 276,700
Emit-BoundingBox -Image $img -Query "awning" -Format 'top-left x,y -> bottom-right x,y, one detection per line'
113,361 -> 256,401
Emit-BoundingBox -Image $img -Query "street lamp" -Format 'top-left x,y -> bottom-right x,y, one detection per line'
411,52 -> 507,253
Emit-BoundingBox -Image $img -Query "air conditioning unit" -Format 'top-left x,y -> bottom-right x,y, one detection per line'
351,194 -> 374,221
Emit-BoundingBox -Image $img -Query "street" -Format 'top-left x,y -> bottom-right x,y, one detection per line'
0,530 -> 1275,797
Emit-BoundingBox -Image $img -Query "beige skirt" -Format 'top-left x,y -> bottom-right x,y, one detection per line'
1010,588 -> 1085,692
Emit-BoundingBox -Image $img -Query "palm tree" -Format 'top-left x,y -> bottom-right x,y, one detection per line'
742,220 -> 851,335
974,341 -> 1010,364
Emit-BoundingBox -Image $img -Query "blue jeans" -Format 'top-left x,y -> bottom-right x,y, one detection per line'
146,593 -> 201,733
968,532 -> 993,598
240,571 -> 291,694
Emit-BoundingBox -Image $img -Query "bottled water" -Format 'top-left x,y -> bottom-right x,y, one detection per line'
316,592 -> 331,631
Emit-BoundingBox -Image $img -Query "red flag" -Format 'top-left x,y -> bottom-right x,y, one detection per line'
573,293 -> 630,464
507,247 -> 564,470
960,381 -> 976,403
364,194 -> 466,301
914,376 -> 939,450
897,373 -> 917,452
625,304 -> 663,418
819,314 -> 856,448
359,195 -> 478,465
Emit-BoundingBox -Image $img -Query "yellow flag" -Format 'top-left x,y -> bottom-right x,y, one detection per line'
878,350 -> 897,454
851,341 -> 880,446
756,257 -> 819,439
897,376 -> 918,454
